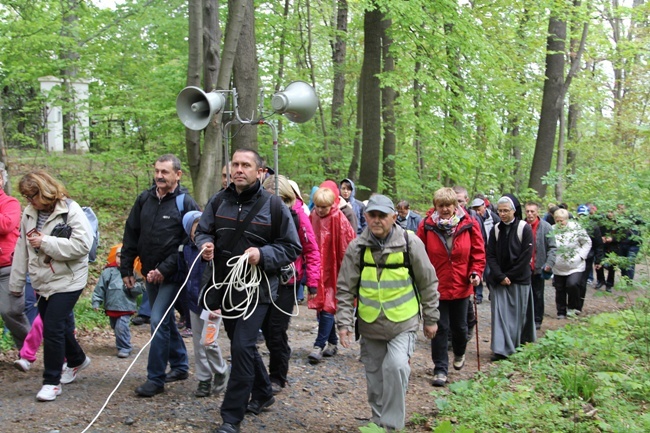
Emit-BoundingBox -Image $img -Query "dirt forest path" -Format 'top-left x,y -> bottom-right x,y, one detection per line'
0,269 -> 646,433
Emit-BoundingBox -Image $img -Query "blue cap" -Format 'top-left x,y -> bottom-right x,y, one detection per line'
577,205 -> 589,216
183,210 -> 202,235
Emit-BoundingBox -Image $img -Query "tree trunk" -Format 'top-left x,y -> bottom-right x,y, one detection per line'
185,0 -> 203,190
328,0 -> 348,178
413,61 -> 424,177
194,0 -> 247,206
60,0 -> 81,152
347,75 -> 362,182
555,105 -> 566,202
528,16 -> 566,198
232,0 -> 259,153
273,0 -> 291,138
357,7 -> 382,201
381,14 -> 396,197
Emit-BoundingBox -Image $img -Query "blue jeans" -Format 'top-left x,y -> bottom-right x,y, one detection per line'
314,311 -> 338,349
146,281 -> 188,387
24,279 -> 39,324
110,315 -> 132,353
138,289 -> 151,318
38,290 -> 86,385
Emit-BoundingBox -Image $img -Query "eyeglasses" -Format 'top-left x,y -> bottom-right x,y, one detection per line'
22,192 -> 39,202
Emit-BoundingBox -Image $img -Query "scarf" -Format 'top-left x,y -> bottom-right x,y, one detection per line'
432,207 -> 464,237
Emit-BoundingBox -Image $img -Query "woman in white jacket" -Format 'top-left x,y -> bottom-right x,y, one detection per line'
551,209 -> 592,319
9,171 -> 93,401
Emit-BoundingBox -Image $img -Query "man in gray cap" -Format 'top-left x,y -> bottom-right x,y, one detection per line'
335,194 -> 440,431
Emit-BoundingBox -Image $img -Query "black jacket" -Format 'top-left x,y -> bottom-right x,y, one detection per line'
195,181 -> 302,307
121,184 -> 200,279
486,219 -> 533,286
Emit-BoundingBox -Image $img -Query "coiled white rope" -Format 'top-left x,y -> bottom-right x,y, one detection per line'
202,253 -> 300,320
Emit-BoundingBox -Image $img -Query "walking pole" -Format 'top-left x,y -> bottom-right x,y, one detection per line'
473,293 -> 480,372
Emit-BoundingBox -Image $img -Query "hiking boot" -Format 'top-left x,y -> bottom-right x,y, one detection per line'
36,384 -> 62,401
453,354 -> 466,370
131,315 -> 149,326
194,380 -> 212,398
214,422 -> 240,433
247,395 -> 275,415
212,368 -> 230,395
271,381 -> 283,395
165,369 -> 189,383
135,380 -> 164,397
557,314 -> 567,320
61,356 -> 91,384
431,373 -> 447,387
308,346 -> 324,364
322,343 -> 338,357
14,358 -> 32,372
117,350 -> 130,358
490,353 -> 508,362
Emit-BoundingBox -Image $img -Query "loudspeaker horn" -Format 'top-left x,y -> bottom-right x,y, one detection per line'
271,81 -> 318,123
176,87 -> 226,130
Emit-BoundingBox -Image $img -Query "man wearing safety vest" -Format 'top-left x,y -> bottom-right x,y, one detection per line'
336,194 -> 440,431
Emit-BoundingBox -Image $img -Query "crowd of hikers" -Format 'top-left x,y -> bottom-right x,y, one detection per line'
1,153 -> 645,432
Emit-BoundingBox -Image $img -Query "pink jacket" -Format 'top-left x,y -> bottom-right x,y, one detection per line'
291,198 -> 321,288
0,189 -> 21,268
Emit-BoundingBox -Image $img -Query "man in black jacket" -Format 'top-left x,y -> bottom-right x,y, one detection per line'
121,154 -> 200,397
196,148 -> 301,433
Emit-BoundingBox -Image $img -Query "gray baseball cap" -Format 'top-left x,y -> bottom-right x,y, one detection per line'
365,194 -> 396,214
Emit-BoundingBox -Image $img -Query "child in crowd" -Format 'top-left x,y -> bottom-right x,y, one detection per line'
92,244 -> 143,358
180,211 -> 229,397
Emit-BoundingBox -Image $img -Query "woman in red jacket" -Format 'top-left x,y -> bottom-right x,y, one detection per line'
307,181 -> 355,364
417,187 -> 485,387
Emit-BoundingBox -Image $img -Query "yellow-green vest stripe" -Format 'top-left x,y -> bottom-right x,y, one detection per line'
358,248 -> 419,323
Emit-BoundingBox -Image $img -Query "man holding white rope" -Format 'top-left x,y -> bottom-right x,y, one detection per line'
121,154 -> 200,397
196,148 -> 301,433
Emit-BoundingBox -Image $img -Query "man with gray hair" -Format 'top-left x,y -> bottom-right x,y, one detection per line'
0,165 -> 27,348
336,194 -> 440,431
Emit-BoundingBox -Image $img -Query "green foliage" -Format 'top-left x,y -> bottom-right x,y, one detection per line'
358,422 -> 388,433
430,282 -> 650,432
72,294 -> 107,331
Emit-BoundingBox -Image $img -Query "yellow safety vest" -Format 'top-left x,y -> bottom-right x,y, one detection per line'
357,248 -> 419,323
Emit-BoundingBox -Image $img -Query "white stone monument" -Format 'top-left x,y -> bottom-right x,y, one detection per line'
38,76 -> 90,153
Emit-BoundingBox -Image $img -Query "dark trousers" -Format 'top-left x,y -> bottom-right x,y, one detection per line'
596,265 -> 616,289
221,303 -> 272,425
262,285 -> 296,387
554,273 -> 582,315
38,289 -> 86,385
531,273 -> 545,325
431,297 -> 469,375
578,258 -> 594,311
619,245 -> 639,280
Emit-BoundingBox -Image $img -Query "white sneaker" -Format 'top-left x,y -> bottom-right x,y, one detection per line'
61,356 -> 91,384
14,358 -> 32,372
36,384 -> 62,401
453,354 -> 466,370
